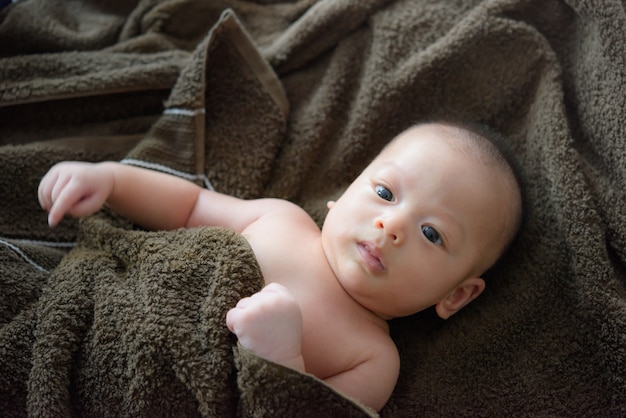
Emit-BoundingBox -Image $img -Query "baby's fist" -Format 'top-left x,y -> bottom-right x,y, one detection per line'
226,283 -> 304,369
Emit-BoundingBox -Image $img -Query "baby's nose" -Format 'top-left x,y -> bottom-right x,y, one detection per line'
375,217 -> 403,244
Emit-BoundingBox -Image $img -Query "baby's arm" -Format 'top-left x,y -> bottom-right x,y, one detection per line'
38,161 -> 278,231
227,284 -> 399,412
323,343 -> 399,412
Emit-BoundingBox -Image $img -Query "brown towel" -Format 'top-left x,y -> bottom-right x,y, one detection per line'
0,0 -> 623,416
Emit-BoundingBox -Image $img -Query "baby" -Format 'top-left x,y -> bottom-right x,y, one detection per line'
38,122 -> 523,411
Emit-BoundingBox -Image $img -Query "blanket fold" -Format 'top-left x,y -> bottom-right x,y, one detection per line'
0,0 -> 624,416
28,213 -> 263,417
124,9 -> 287,198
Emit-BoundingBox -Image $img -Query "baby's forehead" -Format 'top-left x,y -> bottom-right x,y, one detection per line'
385,125 -> 519,217
383,124 -> 460,152
375,126 -> 473,167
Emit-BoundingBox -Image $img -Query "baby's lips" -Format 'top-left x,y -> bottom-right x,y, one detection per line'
358,242 -> 386,273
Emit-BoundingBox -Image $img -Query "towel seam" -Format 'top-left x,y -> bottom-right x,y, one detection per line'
0,238 -> 57,272
163,107 -> 205,116
9,239 -> 76,248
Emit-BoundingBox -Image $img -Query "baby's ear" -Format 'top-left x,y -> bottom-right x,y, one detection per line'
435,277 -> 485,319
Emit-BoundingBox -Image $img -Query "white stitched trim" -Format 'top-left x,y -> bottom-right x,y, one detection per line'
202,176 -> 216,191
163,107 -> 205,116
120,159 -> 215,191
0,238 -> 48,272
10,239 -> 75,248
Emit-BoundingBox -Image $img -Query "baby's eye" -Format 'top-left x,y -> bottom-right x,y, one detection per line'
422,225 -> 442,245
375,185 -> 394,202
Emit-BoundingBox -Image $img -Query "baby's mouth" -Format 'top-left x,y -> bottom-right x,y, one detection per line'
357,242 -> 385,273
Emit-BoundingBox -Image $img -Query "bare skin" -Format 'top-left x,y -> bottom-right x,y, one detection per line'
38,124 -> 516,411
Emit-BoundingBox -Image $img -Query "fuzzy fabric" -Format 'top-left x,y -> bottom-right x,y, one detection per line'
0,0 -> 624,416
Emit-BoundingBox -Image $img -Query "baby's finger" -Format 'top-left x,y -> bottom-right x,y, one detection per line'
47,200 -> 68,227
50,172 -> 71,206
261,282 -> 287,294
47,182 -> 81,226
225,308 -> 240,333
38,170 -> 57,211
67,190 -> 105,219
234,296 -> 253,309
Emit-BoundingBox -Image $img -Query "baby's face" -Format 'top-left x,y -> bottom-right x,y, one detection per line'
321,125 -> 507,319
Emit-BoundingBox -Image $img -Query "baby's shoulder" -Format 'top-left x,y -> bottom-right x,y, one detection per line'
352,326 -> 400,403
252,198 -> 318,230
311,316 -> 399,411
343,312 -> 400,381
356,321 -> 399,366
308,296 -> 399,375
259,198 -> 308,215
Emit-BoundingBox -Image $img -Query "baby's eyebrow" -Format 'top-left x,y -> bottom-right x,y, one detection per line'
374,162 -> 404,183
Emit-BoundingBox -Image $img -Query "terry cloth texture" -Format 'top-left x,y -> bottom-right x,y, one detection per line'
0,0 -> 624,416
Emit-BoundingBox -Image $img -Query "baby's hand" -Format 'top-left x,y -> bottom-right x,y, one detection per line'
226,283 -> 305,371
38,162 -> 114,227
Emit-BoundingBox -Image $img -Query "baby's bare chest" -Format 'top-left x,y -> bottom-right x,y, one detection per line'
241,214 -> 321,284
300,297 -> 387,378
243,218 -> 388,379
242,216 -> 390,378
